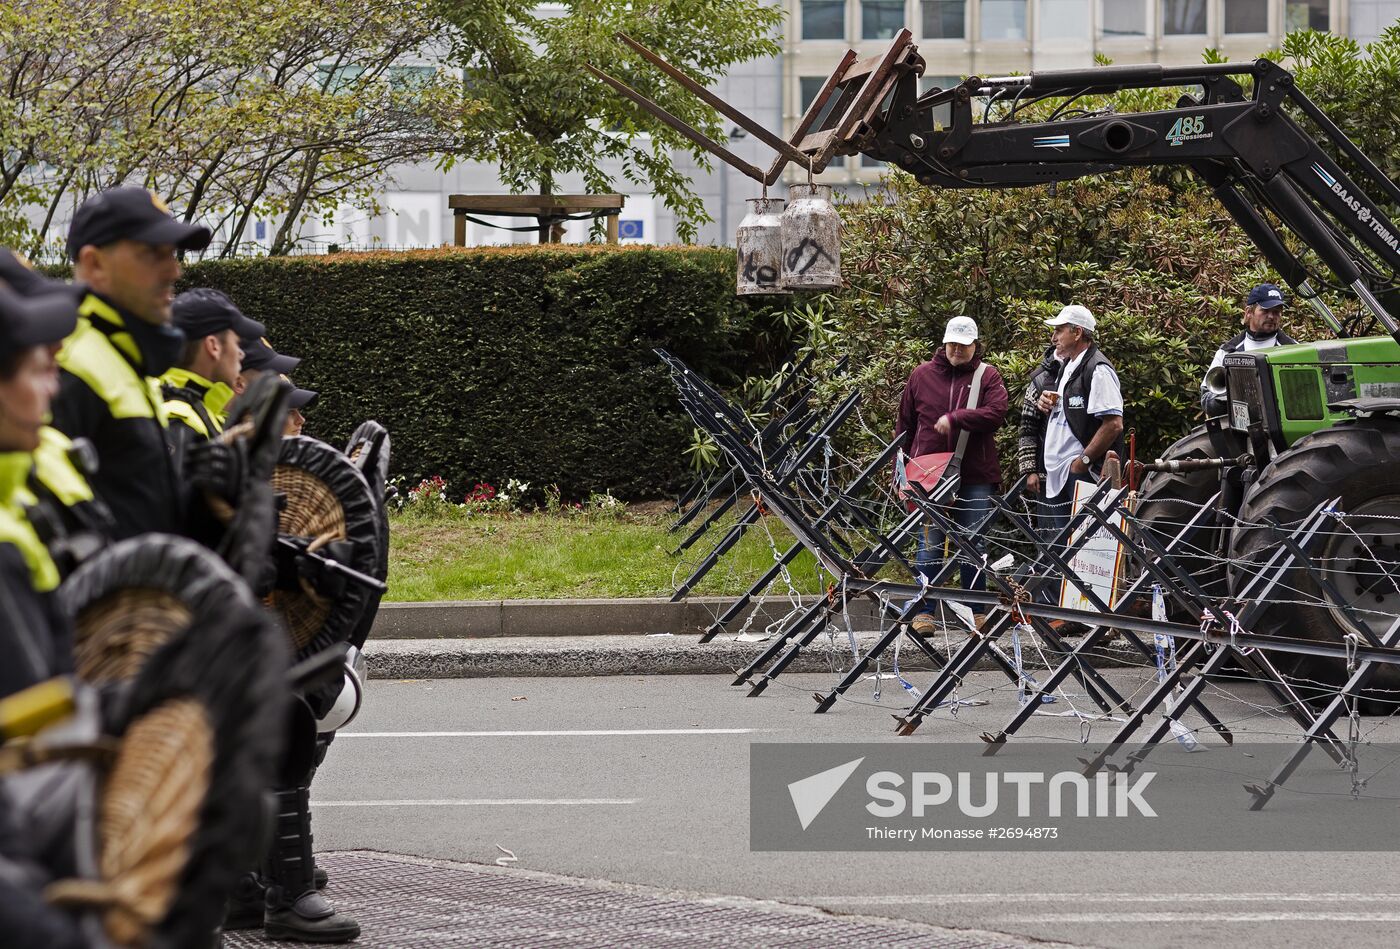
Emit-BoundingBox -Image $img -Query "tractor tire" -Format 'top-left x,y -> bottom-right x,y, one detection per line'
1228,420 -> 1400,710
1131,427 -> 1226,613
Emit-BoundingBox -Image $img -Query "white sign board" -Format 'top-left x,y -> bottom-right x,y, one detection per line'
1058,480 -> 1127,612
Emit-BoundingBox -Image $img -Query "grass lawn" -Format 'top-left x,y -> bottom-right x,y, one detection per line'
386,506 -> 829,601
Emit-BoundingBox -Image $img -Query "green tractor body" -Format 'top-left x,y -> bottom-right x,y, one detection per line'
1142,335 -> 1400,708
1220,336 -> 1400,452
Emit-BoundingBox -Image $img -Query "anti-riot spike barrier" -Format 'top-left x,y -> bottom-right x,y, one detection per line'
664,349 -> 820,534
657,353 -> 1400,810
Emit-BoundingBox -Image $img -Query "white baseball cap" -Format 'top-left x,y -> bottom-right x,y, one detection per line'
1045,304 -> 1096,333
942,315 -> 979,345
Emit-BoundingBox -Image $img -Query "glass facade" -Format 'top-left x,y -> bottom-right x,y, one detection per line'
802,0 -> 846,39
1225,0 -> 1269,31
1041,0 -> 1091,38
862,0 -> 907,38
922,0 -> 967,37
982,0 -> 1028,38
1100,0 -> 1146,35
1286,0 -> 1329,30
1162,0 -> 1210,33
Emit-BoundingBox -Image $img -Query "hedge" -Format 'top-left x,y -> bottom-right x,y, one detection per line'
174,246 -> 792,500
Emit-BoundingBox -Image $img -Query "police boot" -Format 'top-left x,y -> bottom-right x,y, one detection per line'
262,786 -> 360,943
222,871 -> 267,930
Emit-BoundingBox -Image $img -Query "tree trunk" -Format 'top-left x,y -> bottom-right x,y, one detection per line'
537,169 -> 553,244
270,148 -> 324,256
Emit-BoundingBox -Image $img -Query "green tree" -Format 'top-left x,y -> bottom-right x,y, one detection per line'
789,27 -> 1400,471
0,0 -> 478,256
439,0 -> 783,243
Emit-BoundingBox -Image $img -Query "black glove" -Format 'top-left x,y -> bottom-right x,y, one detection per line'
186,439 -> 247,503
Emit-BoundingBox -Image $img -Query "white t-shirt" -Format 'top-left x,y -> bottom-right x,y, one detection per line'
1044,351 -> 1124,498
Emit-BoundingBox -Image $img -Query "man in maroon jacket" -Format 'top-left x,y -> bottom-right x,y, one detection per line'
895,316 -> 1010,633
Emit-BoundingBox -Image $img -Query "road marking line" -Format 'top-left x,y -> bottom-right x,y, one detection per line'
337,729 -> 757,738
803,893 -> 1400,905
313,798 -> 638,807
1007,913 -> 1400,923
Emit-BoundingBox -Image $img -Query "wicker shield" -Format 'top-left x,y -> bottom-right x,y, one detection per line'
269,436 -> 383,659
40,540 -> 289,947
58,534 -> 260,685
344,420 -> 391,649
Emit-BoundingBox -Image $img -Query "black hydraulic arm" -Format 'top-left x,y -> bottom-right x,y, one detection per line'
858,54 -> 1400,343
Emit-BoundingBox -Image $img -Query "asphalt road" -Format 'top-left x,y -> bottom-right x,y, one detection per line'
313,673 -> 1400,949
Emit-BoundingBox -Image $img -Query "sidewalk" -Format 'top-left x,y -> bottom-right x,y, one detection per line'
362,599 -> 1138,679
223,851 -> 1040,948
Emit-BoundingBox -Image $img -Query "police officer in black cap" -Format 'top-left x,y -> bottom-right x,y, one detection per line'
163,288 -> 266,457
235,334 -> 301,397
282,378 -> 318,437
53,187 -> 212,539
0,283 -> 78,699
0,249 -> 115,569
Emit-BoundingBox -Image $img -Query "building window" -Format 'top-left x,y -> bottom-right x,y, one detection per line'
921,0 -> 965,38
1162,0 -> 1208,34
1041,0 -> 1090,39
1100,0 -> 1145,36
1286,0 -> 1328,31
862,0 -> 905,39
800,76 -> 848,130
802,0 -> 846,40
1224,0 -> 1267,32
981,0 -> 1027,39
920,75 -> 957,126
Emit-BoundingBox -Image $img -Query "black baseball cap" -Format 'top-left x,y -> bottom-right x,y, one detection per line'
66,187 -> 212,261
1246,283 -> 1286,309
0,249 -> 69,297
281,376 -> 319,410
171,288 -> 265,340
0,285 -> 78,359
240,335 -> 300,374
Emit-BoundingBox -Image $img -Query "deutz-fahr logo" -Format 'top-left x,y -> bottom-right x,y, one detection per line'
1165,114 -> 1211,146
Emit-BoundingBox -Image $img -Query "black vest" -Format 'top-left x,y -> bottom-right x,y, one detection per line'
1060,345 -> 1127,461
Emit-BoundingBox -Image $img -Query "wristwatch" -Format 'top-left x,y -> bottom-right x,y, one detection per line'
1079,453 -> 1093,468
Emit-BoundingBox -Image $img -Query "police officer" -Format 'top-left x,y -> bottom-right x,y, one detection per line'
282,378 -> 318,437
52,187 -> 212,539
0,281 -> 92,948
1201,283 -> 1297,416
236,335 -> 300,396
0,251 -> 116,564
162,288 -> 265,454
0,284 -> 77,698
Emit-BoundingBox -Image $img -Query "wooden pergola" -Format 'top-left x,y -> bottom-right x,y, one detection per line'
449,194 -> 625,245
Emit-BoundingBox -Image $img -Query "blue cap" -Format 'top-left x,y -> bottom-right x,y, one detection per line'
1246,283 -> 1286,308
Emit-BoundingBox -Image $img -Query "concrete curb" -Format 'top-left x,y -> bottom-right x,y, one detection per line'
369,596 -> 883,640
362,630 -> 1142,680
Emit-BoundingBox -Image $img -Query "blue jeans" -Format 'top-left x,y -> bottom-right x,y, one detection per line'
1039,473 -> 1092,553
915,483 -> 995,593
1036,473 -> 1091,603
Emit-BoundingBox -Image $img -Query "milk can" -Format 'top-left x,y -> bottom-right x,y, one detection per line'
779,183 -> 841,291
735,197 -> 788,296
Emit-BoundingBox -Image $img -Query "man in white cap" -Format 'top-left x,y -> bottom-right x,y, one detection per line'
1030,304 -> 1125,544
895,315 -> 1009,632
